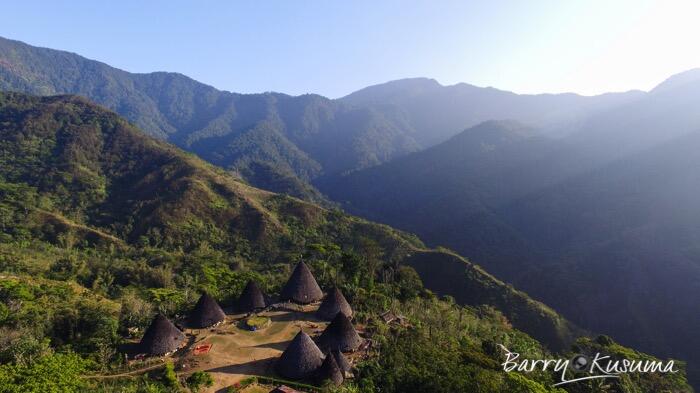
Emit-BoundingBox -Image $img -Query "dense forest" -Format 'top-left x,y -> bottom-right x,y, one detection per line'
0,92 -> 691,392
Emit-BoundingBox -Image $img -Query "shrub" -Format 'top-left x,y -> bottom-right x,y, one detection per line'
186,371 -> 213,393
162,361 -> 180,390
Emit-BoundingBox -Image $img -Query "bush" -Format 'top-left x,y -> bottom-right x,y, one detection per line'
0,351 -> 89,393
162,361 -> 180,390
186,371 -> 213,392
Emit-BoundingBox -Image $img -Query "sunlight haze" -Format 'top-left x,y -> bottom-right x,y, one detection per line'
2,0 -> 699,97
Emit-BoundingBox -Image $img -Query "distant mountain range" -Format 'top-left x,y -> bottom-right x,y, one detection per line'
0,36 -> 640,201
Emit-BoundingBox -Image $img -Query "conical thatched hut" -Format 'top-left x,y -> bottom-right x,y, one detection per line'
139,314 -> 185,355
316,352 -> 344,386
280,262 -> 323,304
276,331 -> 324,379
316,287 -> 353,321
318,312 -> 361,352
238,280 -> 267,312
331,349 -> 351,375
189,292 -> 226,328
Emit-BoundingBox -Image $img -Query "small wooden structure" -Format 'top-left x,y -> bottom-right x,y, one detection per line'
380,311 -> 409,326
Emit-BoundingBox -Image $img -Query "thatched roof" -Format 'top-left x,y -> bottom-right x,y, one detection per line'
238,280 -> 267,312
139,314 -> 185,355
316,352 -> 344,386
318,312 -> 362,352
189,292 -> 226,328
331,349 -> 351,374
280,262 -> 323,304
276,331 -> 324,379
316,287 -> 353,321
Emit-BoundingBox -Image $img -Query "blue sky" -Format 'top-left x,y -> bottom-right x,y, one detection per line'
2,1 -> 699,97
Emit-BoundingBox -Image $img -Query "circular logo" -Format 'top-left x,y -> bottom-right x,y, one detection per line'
570,355 -> 589,372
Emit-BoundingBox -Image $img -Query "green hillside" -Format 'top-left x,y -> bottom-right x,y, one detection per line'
0,91 -> 576,349
0,92 -> 690,392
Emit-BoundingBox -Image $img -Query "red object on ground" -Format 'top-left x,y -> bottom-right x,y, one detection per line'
193,343 -> 213,355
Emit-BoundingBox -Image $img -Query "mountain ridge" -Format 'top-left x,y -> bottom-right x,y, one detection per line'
0,35 -> 645,201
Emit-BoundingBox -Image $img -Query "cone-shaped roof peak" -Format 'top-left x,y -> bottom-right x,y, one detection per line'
140,314 -> 185,355
331,349 -> 351,373
316,351 -> 344,386
316,287 -> 353,321
238,280 -> 267,312
280,261 -> 323,304
276,330 -> 324,379
318,312 -> 362,352
189,292 -> 226,328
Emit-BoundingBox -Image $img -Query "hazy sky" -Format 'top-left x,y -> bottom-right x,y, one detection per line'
2,0 -> 700,97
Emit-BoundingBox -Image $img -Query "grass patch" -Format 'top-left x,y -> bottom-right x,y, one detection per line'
244,316 -> 271,331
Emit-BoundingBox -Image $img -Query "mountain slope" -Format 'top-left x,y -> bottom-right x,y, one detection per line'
0,91 -> 581,352
0,36 -> 643,202
0,36 -> 422,201
318,120 -> 555,275
318,73 -> 700,387
499,128 -> 700,383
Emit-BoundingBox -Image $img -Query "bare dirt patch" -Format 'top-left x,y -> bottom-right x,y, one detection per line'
177,306 -> 327,393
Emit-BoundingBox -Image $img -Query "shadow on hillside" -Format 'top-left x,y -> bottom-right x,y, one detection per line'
209,357 -> 275,379
271,310 -> 323,324
247,339 -> 293,352
118,342 -> 141,357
